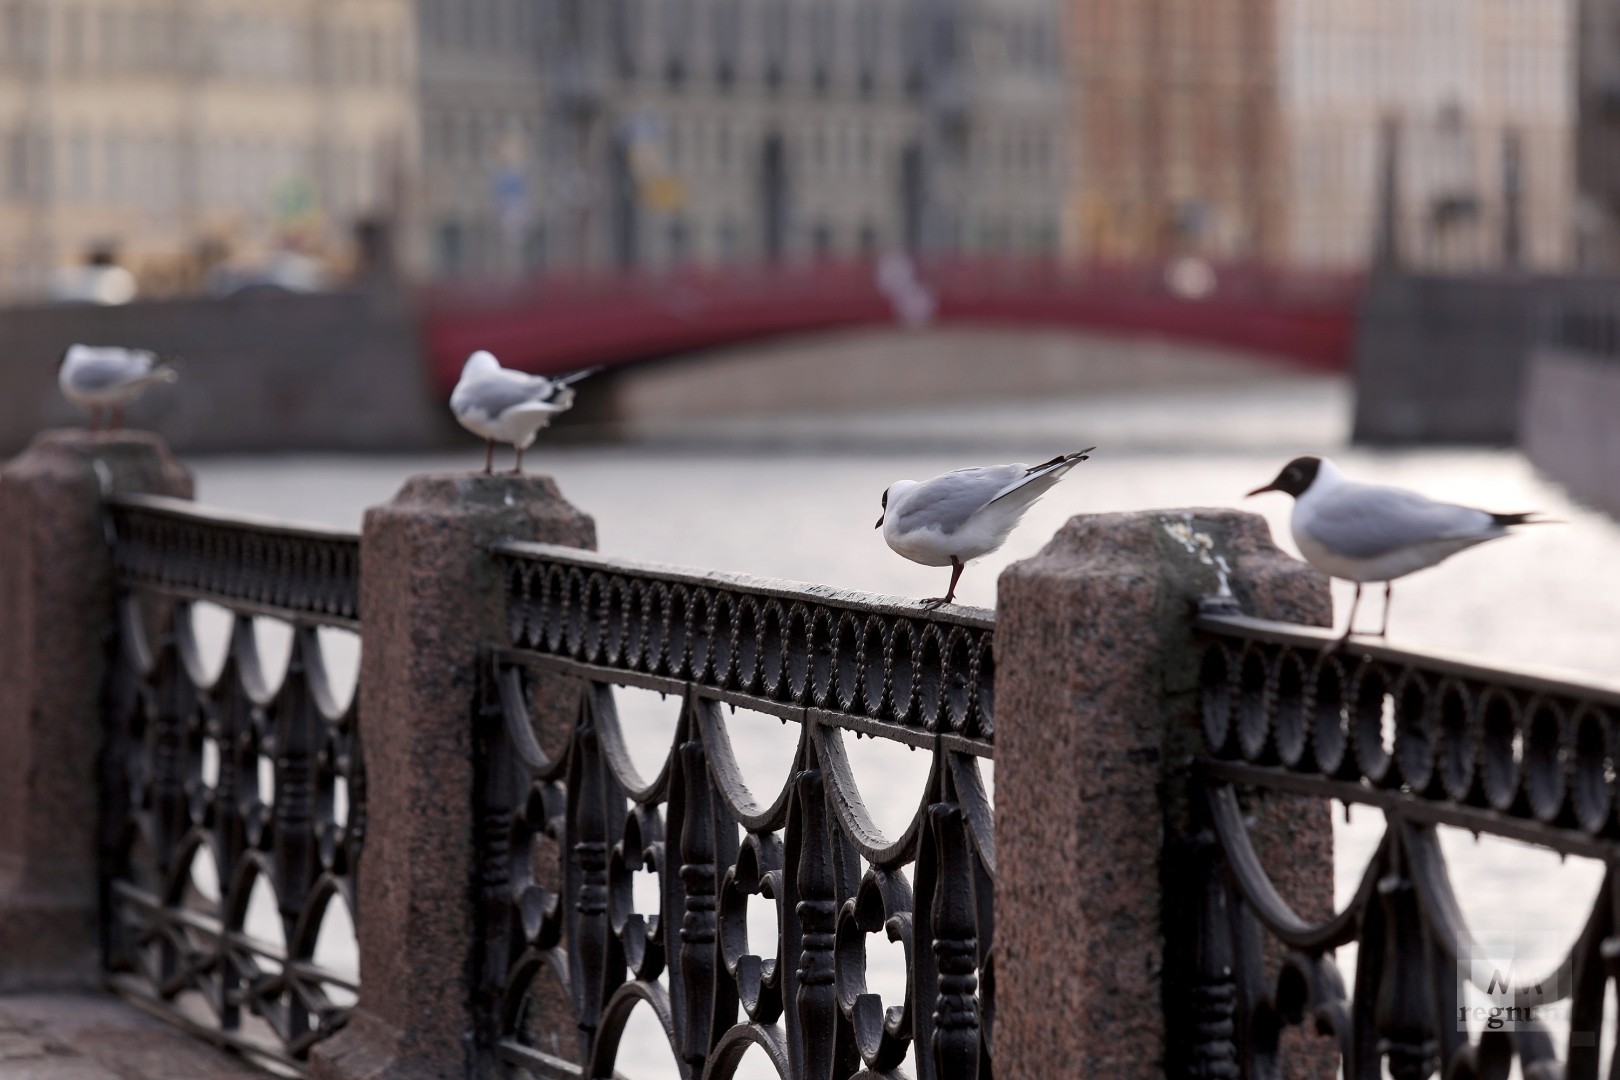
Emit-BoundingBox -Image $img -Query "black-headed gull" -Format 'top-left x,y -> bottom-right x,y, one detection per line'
449,350 -> 597,475
877,449 -> 1095,609
1247,455 -> 1548,639
58,344 -> 179,431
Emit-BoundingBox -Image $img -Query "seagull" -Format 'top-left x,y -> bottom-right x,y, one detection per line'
1247,455 -> 1549,640
57,344 -> 180,431
877,449 -> 1095,609
449,350 -> 597,475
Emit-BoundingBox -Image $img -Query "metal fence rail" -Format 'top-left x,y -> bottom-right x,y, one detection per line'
109,494 -> 360,629
480,542 -> 996,1079
1191,612 -> 1620,1080
102,495 -> 365,1071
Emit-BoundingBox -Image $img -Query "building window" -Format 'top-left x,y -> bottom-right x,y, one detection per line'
810,1 -> 834,93
763,0 -> 787,89
712,0 -> 740,88
664,0 -> 691,88
668,217 -> 691,264
63,7 -> 86,70
524,225 -> 547,271
610,0 -> 640,77
718,219 -> 740,260
812,220 -> 834,257
856,3 -> 880,93
438,221 -> 466,273
68,131 -> 91,202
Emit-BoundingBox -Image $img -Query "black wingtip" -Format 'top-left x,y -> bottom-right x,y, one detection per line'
1027,448 -> 1097,474
1492,512 -> 1557,527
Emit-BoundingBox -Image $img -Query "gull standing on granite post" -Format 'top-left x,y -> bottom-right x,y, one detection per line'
57,344 -> 180,432
1247,454 -> 1551,640
449,350 -> 597,475
876,448 -> 1095,608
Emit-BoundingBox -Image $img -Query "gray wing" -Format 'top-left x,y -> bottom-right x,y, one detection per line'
1302,482 -> 1497,558
68,351 -> 153,390
894,465 -> 1026,534
453,371 -> 562,419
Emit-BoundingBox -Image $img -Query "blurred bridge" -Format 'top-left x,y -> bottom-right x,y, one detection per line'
419,257 -> 1362,395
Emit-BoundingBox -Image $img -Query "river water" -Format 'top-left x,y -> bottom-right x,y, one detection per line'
183,372 -> 1620,1075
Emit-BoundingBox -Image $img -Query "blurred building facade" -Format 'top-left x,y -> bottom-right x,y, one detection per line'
1066,0 -> 1281,264
1067,0 -> 1577,271
416,0 -> 546,278
1576,0 -> 1620,267
1281,0 -> 1574,272
0,0 -> 418,302
418,0 -> 1069,278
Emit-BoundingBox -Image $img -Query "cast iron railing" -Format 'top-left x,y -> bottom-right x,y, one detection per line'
103,494 -> 365,1071
479,542 -> 996,1078
1191,611 -> 1620,1080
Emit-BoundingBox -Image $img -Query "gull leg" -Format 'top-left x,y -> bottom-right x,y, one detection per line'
1329,583 -> 1363,652
510,444 -> 525,476
111,405 -> 123,431
1378,582 -> 1393,638
89,407 -> 101,433
483,439 -> 494,475
921,557 -> 965,611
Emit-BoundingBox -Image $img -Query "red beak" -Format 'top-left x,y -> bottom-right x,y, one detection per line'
1245,483 -> 1277,497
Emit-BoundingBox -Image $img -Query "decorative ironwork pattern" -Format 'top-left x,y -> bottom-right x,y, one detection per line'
493,541 -> 996,745
104,500 -> 364,1072
1189,611 -> 1620,1079
110,494 -> 360,629
482,543 -> 995,1078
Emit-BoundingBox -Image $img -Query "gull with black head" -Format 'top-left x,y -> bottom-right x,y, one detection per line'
876,448 -> 1095,609
1247,455 -> 1550,641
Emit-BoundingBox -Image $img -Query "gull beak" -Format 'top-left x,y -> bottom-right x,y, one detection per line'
874,514 -> 885,530
1245,482 -> 1277,498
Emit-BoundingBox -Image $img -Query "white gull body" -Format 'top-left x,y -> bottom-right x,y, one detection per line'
879,450 -> 1093,605
1289,458 -> 1523,582
450,351 -> 578,449
450,351 -> 599,472
58,344 -> 178,414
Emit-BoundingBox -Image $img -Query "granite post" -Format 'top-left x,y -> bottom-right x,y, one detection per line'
0,430 -> 193,991
311,474 -> 595,1080
994,509 -> 1337,1078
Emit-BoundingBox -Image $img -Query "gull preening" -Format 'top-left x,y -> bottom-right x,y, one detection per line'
1247,455 -> 1549,640
58,344 -> 179,431
449,350 -> 597,475
877,449 -> 1095,609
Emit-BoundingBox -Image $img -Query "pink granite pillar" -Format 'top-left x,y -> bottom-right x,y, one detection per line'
311,474 -> 595,1080
994,509 -> 1336,1078
0,430 -> 193,991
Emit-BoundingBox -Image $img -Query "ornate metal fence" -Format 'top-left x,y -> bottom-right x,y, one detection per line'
102,494 -> 364,1070
479,541 -> 996,1079
1191,611 -> 1620,1080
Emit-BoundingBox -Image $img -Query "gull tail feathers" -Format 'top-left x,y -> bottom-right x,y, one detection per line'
989,447 -> 1096,508
554,365 -> 603,388
1023,446 -> 1097,476
1490,511 -> 1561,527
